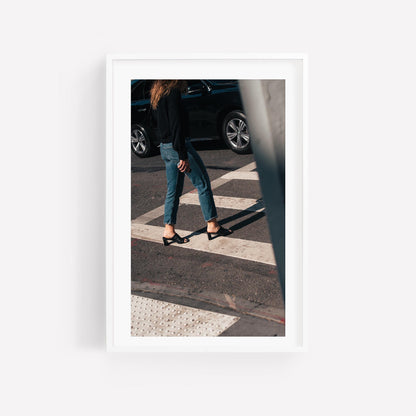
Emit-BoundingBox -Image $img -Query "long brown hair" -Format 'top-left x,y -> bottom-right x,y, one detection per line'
150,80 -> 187,110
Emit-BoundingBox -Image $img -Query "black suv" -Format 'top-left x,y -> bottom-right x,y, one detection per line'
131,80 -> 251,157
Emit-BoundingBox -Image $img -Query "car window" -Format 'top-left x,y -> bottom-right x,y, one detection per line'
131,80 -> 154,101
186,80 -> 203,88
143,81 -> 153,99
184,80 -> 205,95
131,81 -> 145,101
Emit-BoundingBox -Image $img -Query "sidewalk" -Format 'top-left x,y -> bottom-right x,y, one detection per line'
131,290 -> 285,337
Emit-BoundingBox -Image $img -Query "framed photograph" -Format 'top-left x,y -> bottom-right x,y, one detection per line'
106,54 -> 307,351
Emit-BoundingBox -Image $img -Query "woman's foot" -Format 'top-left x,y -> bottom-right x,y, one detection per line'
206,219 -> 232,240
163,224 -> 189,245
162,233 -> 189,246
206,219 -> 220,234
163,224 -> 176,239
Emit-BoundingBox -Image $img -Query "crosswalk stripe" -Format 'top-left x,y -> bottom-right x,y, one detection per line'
180,194 -> 264,212
221,171 -> 259,181
133,206 -> 165,225
131,223 -> 276,266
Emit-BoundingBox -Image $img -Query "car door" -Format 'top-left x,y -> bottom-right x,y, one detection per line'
181,80 -> 217,139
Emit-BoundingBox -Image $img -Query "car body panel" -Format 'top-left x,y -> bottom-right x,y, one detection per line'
131,80 -> 245,146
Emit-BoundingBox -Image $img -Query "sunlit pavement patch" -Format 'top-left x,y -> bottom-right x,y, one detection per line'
179,194 -> 264,212
221,171 -> 259,181
131,295 -> 240,337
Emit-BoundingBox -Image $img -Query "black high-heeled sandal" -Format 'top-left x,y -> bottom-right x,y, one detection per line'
207,226 -> 233,240
162,233 -> 189,246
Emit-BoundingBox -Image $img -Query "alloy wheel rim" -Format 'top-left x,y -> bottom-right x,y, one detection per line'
131,129 -> 147,154
226,118 -> 249,149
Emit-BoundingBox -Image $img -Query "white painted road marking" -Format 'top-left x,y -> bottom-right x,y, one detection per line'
180,194 -> 264,212
131,223 -> 276,266
133,205 -> 165,225
221,171 -> 259,181
131,295 -> 239,336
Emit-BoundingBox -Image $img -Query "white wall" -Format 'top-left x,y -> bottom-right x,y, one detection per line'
1,1 -> 415,415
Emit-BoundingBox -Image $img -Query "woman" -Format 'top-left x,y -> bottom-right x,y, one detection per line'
150,80 -> 232,245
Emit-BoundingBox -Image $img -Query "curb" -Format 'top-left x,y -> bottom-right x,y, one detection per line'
131,281 -> 285,325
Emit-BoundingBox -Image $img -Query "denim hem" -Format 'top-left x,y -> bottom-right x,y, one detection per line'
205,215 -> 218,222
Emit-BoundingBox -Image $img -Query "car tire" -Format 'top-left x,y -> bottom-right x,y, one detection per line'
131,124 -> 154,158
222,111 -> 252,154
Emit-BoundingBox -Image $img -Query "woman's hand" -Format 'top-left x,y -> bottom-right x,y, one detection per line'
177,159 -> 191,173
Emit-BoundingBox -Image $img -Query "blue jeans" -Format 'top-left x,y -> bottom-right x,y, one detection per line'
160,140 -> 218,225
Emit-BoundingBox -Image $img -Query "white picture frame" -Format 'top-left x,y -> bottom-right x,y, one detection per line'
106,54 -> 307,352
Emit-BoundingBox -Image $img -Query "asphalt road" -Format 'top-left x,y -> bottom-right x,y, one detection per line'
131,139 -> 285,336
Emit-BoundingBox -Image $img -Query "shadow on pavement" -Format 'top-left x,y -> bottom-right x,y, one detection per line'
182,208 -> 266,241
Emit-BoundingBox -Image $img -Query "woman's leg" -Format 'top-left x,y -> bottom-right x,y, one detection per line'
185,143 -> 218,222
160,144 -> 185,232
185,141 -> 232,236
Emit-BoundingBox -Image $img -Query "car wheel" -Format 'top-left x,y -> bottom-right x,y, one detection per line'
222,111 -> 251,154
131,124 -> 154,158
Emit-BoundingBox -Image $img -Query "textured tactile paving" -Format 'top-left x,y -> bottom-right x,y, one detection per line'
131,295 -> 239,337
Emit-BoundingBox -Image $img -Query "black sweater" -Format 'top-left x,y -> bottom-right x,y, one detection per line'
154,88 -> 190,160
